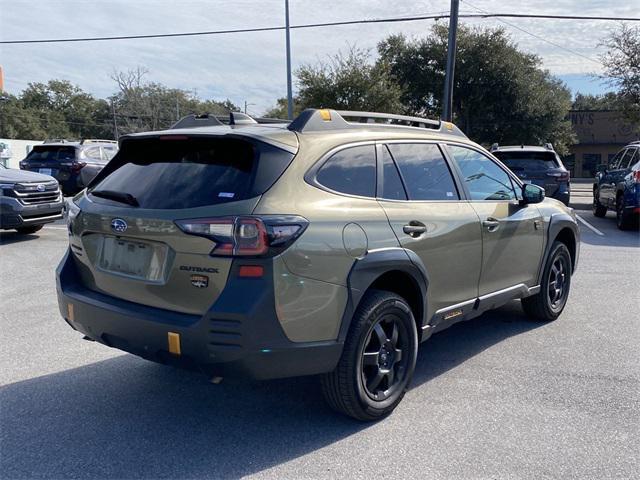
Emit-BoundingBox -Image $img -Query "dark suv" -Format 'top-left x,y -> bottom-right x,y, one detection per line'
491,144 -> 570,206
20,140 -> 118,196
593,141 -> 640,230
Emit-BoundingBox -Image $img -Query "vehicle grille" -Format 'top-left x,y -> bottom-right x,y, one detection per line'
11,181 -> 61,205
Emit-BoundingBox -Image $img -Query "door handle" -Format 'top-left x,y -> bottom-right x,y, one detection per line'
403,222 -> 427,237
482,217 -> 500,232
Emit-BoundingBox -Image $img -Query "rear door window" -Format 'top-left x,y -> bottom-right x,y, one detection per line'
90,137 -> 294,209
316,145 -> 376,197
448,145 -> 517,201
386,143 -> 459,200
83,146 -> 102,161
380,146 -> 407,200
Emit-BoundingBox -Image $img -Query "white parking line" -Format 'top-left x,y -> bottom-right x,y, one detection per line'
576,214 -> 605,236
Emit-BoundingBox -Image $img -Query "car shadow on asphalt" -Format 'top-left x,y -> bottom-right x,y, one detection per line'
0,302 -> 540,479
0,231 -> 42,245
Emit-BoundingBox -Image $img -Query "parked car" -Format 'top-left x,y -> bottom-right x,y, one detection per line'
20,139 -> 118,196
57,109 -> 579,420
593,141 -> 640,230
0,163 -> 64,234
491,143 -> 571,206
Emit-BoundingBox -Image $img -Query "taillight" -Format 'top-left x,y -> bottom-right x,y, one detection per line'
175,215 -> 308,257
60,161 -> 87,172
547,171 -> 570,182
632,171 -> 640,184
71,161 -> 86,172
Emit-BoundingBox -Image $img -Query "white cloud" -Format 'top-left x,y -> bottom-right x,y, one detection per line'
0,0 -> 635,114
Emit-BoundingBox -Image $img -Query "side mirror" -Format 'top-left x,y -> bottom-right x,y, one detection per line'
521,184 -> 545,205
596,164 -> 608,174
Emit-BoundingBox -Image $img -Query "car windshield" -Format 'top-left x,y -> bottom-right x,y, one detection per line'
495,151 -> 559,171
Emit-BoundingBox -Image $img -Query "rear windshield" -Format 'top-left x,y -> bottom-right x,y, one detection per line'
27,146 -> 76,162
89,137 -> 294,209
494,151 -> 559,171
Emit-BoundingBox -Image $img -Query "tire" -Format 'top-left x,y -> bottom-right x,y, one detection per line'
321,290 -> 418,421
592,189 -> 607,218
616,195 -> 637,230
522,241 -> 572,322
15,225 -> 43,234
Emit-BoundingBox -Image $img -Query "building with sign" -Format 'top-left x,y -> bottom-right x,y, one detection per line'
565,110 -> 639,178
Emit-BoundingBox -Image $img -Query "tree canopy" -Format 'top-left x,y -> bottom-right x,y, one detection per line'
0,69 -> 238,140
378,25 -> 576,153
599,24 -> 640,126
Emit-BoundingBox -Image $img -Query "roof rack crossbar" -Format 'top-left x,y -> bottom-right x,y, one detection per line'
287,109 -> 467,138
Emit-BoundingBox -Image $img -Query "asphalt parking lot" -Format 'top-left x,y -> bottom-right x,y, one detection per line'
1,210 -> 638,479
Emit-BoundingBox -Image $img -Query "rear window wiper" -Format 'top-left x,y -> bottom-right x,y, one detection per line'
91,189 -> 139,207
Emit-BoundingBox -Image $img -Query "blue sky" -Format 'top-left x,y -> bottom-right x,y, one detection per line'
0,0 -> 632,114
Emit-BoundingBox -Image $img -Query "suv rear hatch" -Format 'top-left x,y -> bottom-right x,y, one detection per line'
69,134 -> 297,315
22,145 -> 79,182
495,151 -> 569,196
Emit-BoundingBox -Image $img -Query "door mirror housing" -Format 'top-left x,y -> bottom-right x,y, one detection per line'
521,184 -> 545,205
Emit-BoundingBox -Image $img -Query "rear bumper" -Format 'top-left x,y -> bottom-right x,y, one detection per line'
56,250 -> 343,380
0,197 -> 64,229
550,186 -> 570,206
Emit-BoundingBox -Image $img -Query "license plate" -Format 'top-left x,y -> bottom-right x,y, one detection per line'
39,168 -> 53,176
98,236 -> 168,282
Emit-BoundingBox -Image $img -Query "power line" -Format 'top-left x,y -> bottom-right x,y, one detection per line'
1,12 -> 639,44
460,1 -> 603,66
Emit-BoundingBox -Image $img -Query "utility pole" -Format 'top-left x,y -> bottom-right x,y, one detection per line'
111,100 -> 119,140
284,0 -> 293,120
176,96 -> 180,120
442,0 -> 459,123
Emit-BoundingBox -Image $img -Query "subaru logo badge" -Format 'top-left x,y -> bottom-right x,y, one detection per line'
111,218 -> 128,233
36,184 -> 46,192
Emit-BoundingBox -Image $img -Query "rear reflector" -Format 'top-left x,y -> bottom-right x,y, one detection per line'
239,265 -> 264,277
167,332 -> 181,355
67,303 -> 75,322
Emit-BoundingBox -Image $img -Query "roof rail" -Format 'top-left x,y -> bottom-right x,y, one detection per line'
80,139 -> 118,145
287,109 -> 467,137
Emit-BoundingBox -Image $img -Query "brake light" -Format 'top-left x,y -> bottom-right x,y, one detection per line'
547,171 -> 570,182
632,170 -> 640,184
175,215 -> 308,257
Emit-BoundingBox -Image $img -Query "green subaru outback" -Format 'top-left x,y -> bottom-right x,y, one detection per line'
57,109 -> 579,420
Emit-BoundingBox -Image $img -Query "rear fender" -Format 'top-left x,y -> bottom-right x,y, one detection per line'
337,248 -> 429,343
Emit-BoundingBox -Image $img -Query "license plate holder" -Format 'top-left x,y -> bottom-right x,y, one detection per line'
97,236 -> 168,282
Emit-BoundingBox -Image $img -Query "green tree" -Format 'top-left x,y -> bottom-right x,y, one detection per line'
264,97 -> 302,119
378,25 -> 576,154
600,24 -> 640,126
110,67 -> 240,134
295,47 -> 403,113
572,92 -> 624,111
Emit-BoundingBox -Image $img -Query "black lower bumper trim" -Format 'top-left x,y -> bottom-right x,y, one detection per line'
56,250 -> 343,380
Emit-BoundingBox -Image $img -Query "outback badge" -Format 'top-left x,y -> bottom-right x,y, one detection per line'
190,274 -> 209,288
